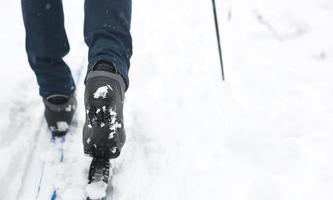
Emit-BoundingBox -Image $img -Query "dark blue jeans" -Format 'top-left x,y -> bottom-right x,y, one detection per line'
21,0 -> 132,98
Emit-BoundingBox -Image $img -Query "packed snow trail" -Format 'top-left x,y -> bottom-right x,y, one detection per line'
1,0 -> 333,200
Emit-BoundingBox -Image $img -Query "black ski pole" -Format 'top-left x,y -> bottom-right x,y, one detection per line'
211,0 -> 225,81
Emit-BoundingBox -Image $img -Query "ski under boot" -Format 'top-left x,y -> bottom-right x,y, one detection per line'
43,94 -> 77,137
86,158 -> 110,200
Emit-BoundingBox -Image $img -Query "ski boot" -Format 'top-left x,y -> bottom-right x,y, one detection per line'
83,63 -> 126,199
43,94 -> 77,137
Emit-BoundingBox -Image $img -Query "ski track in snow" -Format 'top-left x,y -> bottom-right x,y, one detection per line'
1,0 -> 333,199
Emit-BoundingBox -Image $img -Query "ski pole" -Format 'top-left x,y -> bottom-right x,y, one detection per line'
211,0 -> 225,81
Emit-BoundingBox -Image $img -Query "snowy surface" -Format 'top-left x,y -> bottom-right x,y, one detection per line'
86,181 -> 108,199
0,0 -> 333,199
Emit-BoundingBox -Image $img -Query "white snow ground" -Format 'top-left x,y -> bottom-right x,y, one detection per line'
0,0 -> 333,199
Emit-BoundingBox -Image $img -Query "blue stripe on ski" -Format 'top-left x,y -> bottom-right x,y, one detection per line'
36,163 -> 45,198
60,149 -> 64,162
50,136 -> 66,199
50,190 -> 57,200
59,136 -> 65,162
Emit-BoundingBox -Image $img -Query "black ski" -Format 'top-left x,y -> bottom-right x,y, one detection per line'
86,158 -> 110,200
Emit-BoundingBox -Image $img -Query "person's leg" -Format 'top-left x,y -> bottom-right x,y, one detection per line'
84,0 -> 132,89
82,0 -> 132,162
21,0 -> 75,98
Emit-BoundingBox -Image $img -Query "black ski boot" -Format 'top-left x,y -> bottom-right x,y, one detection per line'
43,94 -> 77,137
83,69 -> 126,159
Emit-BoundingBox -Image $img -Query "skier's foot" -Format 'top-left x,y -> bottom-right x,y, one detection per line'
43,94 -> 77,137
83,63 -> 126,159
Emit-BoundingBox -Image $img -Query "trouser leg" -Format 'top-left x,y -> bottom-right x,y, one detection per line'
84,0 -> 132,89
21,0 -> 75,98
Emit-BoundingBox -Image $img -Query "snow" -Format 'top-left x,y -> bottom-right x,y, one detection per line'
0,0 -> 333,199
86,181 -> 108,199
65,105 -> 74,112
50,121 -> 69,132
94,85 -> 113,99
56,121 -> 70,132
108,107 -> 122,138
